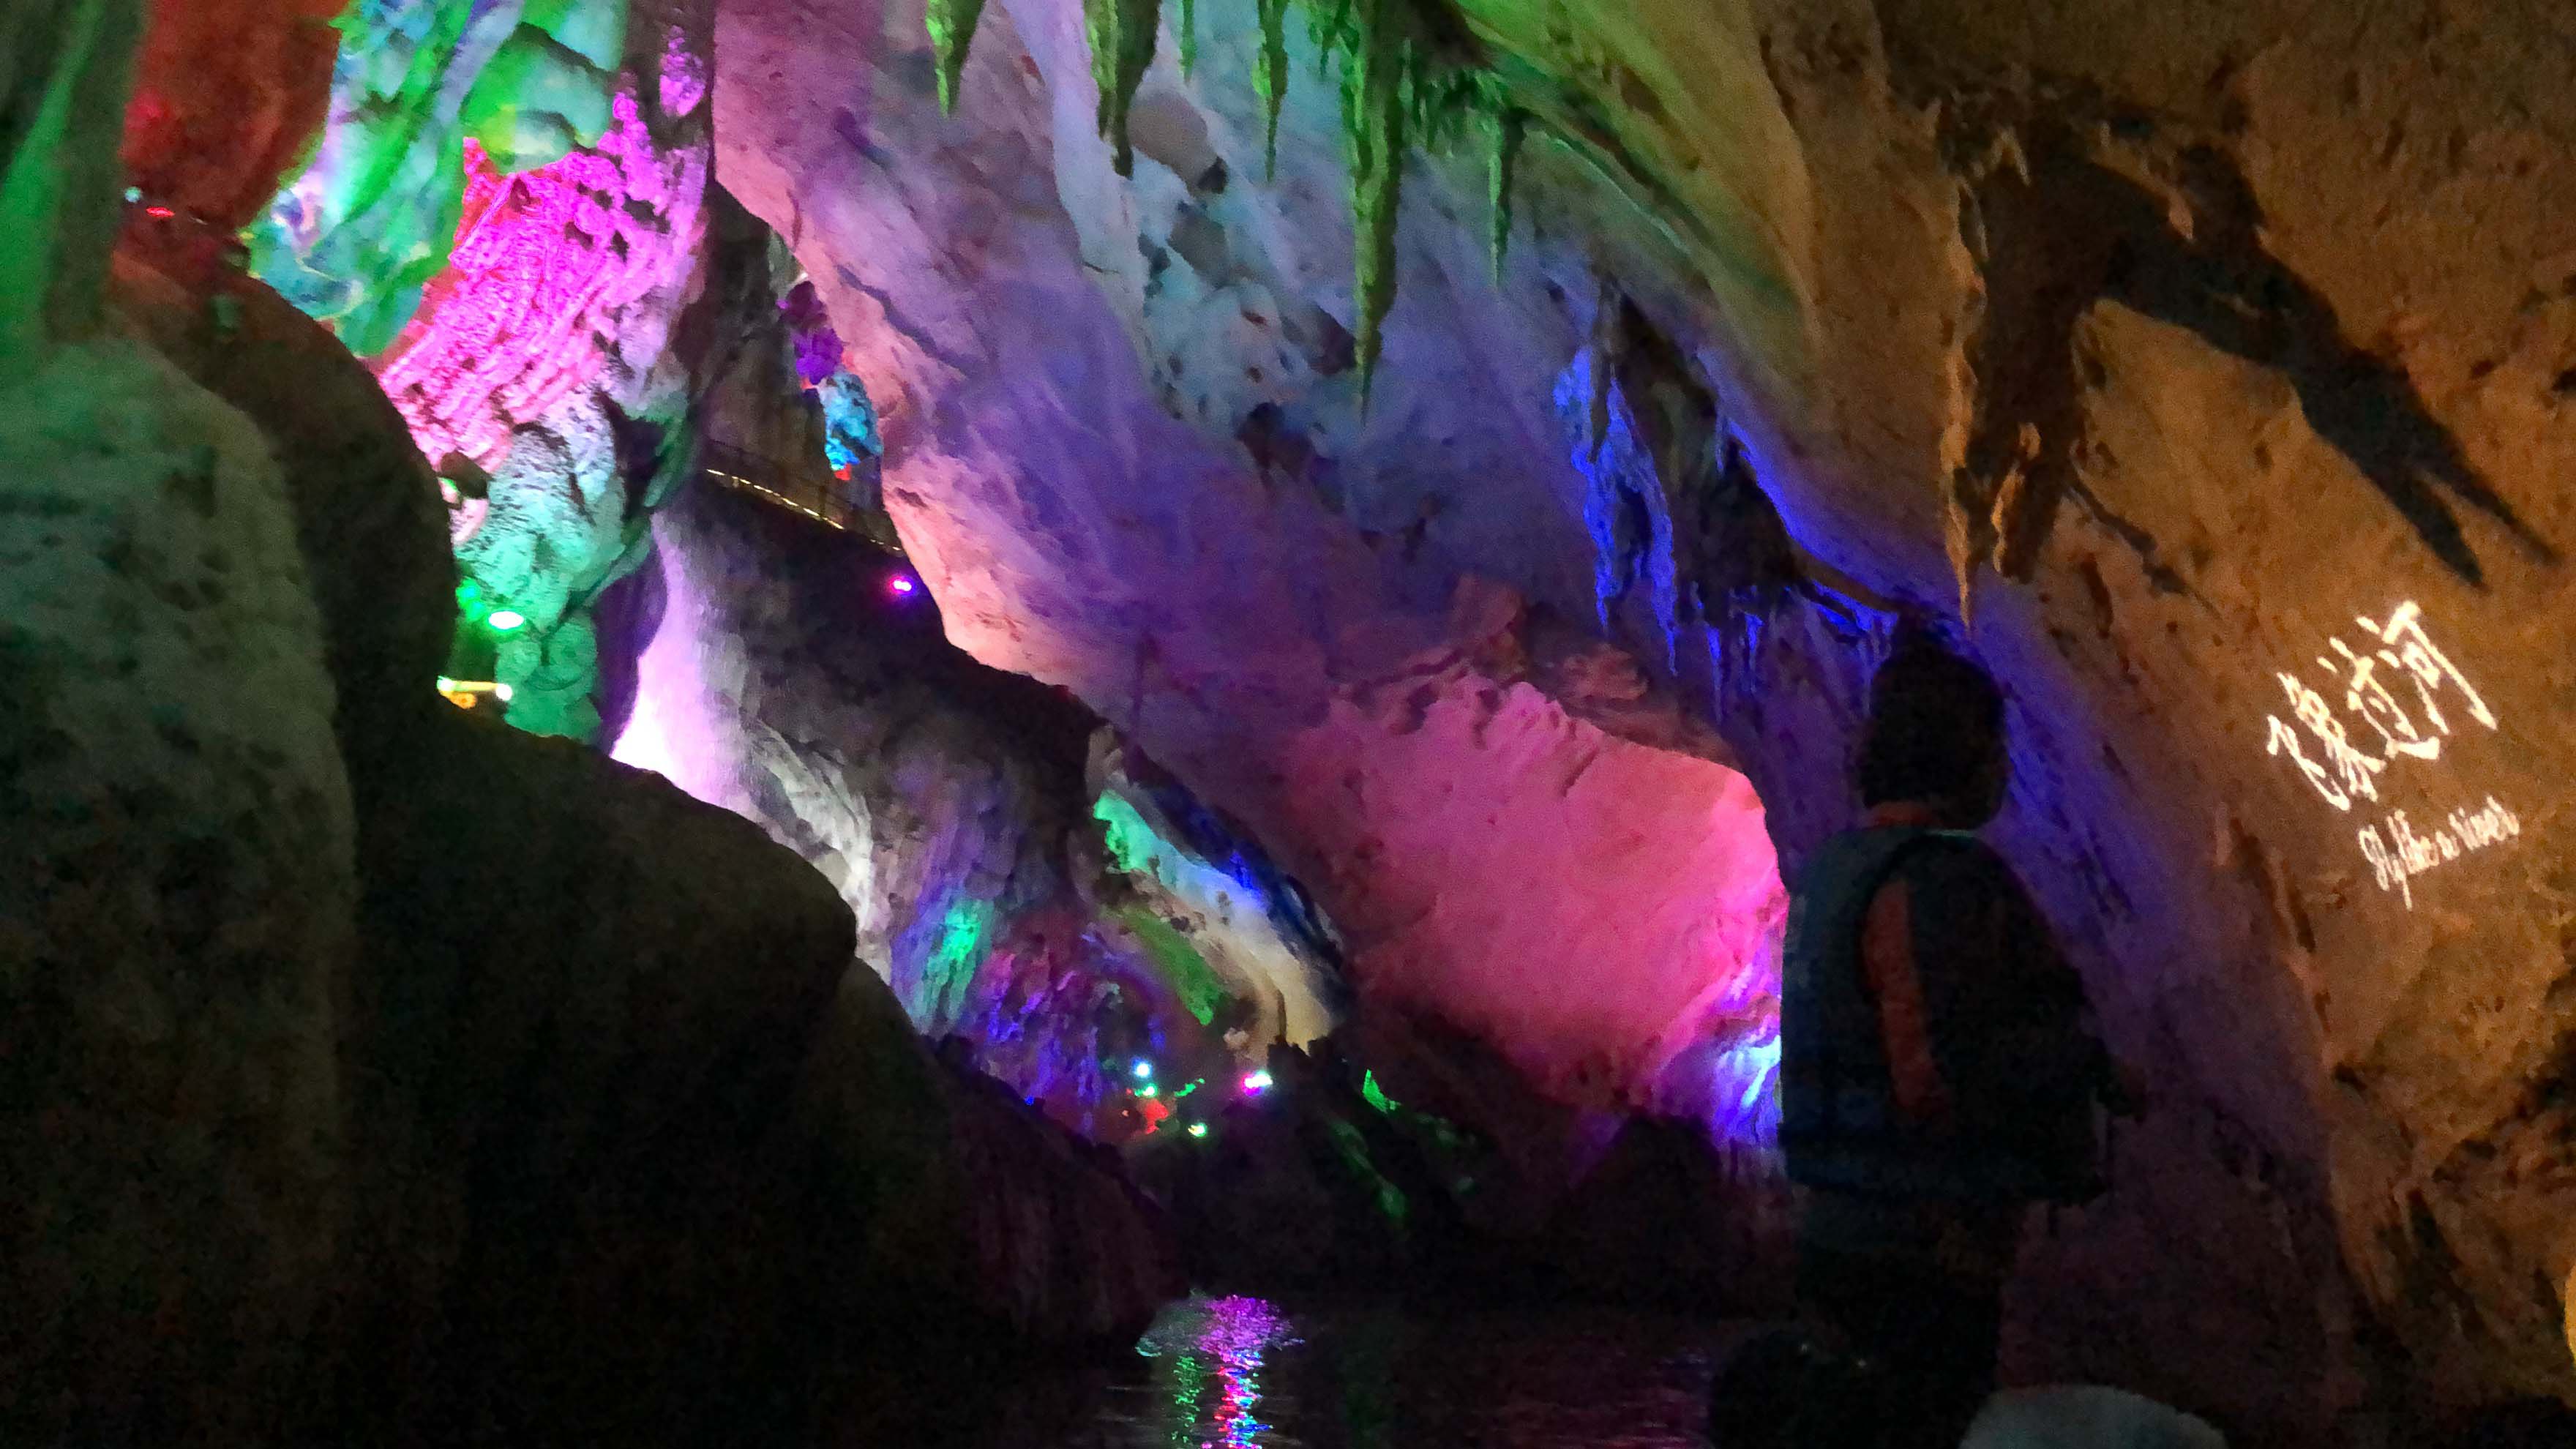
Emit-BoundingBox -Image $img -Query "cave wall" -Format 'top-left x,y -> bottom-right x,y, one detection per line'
715,0 -> 2574,1435
6,10 -> 1188,1435
610,465 -> 1352,1135
24,0 -> 2571,1433
236,0 -> 718,741
714,0 -> 1791,1123
1497,0 -> 2576,1422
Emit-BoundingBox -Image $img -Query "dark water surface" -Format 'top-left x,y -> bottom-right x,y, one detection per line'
903,1295 -> 1731,1448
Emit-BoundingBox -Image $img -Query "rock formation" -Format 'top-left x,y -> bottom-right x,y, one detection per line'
10,0 -> 2576,1441
710,0 -> 2576,1438
715,0 -> 1792,1123
5,12 -> 1180,1440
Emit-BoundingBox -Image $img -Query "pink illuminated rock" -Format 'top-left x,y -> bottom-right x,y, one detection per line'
354,7 -> 714,738
1265,636 -> 1783,1104
374,91 -> 708,475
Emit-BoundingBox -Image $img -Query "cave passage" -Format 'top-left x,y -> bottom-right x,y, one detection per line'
7,0 -> 2576,1445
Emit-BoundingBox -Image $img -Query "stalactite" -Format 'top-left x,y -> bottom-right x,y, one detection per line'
926,0 -> 987,116
1487,102 -> 1524,282
1341,0 -> 1408,412
1255,0 -> 1291,179
1587,280 -> 1621,460
913,0 -> 1517,402
1085,0 -> 1161,177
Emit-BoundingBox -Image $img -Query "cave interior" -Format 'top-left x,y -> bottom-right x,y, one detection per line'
4,0 -> 2575,1444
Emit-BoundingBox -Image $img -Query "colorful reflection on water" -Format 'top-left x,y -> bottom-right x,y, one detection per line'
876,1294 -> 1726,1448
1138,1296 -> 1298,1447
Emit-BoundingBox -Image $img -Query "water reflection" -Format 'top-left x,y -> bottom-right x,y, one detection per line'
1144,1296 -> 1294,1447
900,1295 -> 1725,1448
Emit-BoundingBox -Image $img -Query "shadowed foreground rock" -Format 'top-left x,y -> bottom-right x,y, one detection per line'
0,336 -> 354,1446
0,228 -> 1180,1442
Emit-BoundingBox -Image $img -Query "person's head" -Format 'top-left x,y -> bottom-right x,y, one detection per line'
1857,632 -> 2010,827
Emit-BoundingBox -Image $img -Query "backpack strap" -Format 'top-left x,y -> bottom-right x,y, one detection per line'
1779,827 -> 1974,1184
1782,826 -> 2109,1205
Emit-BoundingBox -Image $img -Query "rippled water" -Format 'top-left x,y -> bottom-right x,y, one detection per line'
907,1295 -> 1729,1448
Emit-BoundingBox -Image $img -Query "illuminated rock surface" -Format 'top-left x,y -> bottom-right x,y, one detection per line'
711,0 -> 2576,1438
714,0 -> 1790,1124
6,23 -> 1180,1437
374,0 -> 714,741
122,0 -> 343,228
610,472 -> 1350,1136
11,0 -> 2576,1439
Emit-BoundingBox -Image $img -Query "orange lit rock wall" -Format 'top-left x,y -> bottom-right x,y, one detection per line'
122,0 -> 342,227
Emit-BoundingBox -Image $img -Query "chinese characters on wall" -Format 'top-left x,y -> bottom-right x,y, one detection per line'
2262,602 -> 2521,908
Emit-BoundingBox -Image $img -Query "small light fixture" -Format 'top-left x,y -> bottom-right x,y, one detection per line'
1187,1123 -> 1209,1139
487,609 -> 527,632
1131,1060 -> 1154,1080
888,573 -> 918,598
494,682 -> 514,703
1137,1083 -> 1160,1100
1241,1069 -> 1273,1095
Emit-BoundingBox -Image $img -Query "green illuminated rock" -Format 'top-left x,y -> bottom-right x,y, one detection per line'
1085,0 -> 1161,177
460,23 -> 617,173
925,0 -> 986,113
1,0 -> 146,357
913,0 -> 1527,408
247,0 -> 632,351
1486,100 -> 1522,280
1332,0 -> 1408,411
1254,0 -> 1290,179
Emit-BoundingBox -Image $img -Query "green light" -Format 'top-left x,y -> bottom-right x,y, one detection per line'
1117,906 -> 1226,1026
487,609 -> 527,632
1361,1069 -> 1400,1114
916,900 -> 995,1022
1187,1122 -> 1208,1139
1137,1083 -> 1160,1099
1093,792 -> 1165,877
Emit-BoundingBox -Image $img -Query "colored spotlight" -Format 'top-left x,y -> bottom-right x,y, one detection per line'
487,609 -> 527,632
1187,1123 -> 1209,1139
1241,1069 -> 1273,1095
887,573 -> 918,598
1131,1060 -> 1154,1080
1137,1084 -> 1160,1100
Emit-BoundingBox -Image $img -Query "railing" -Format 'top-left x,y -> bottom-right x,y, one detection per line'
698,437 -> 856,532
